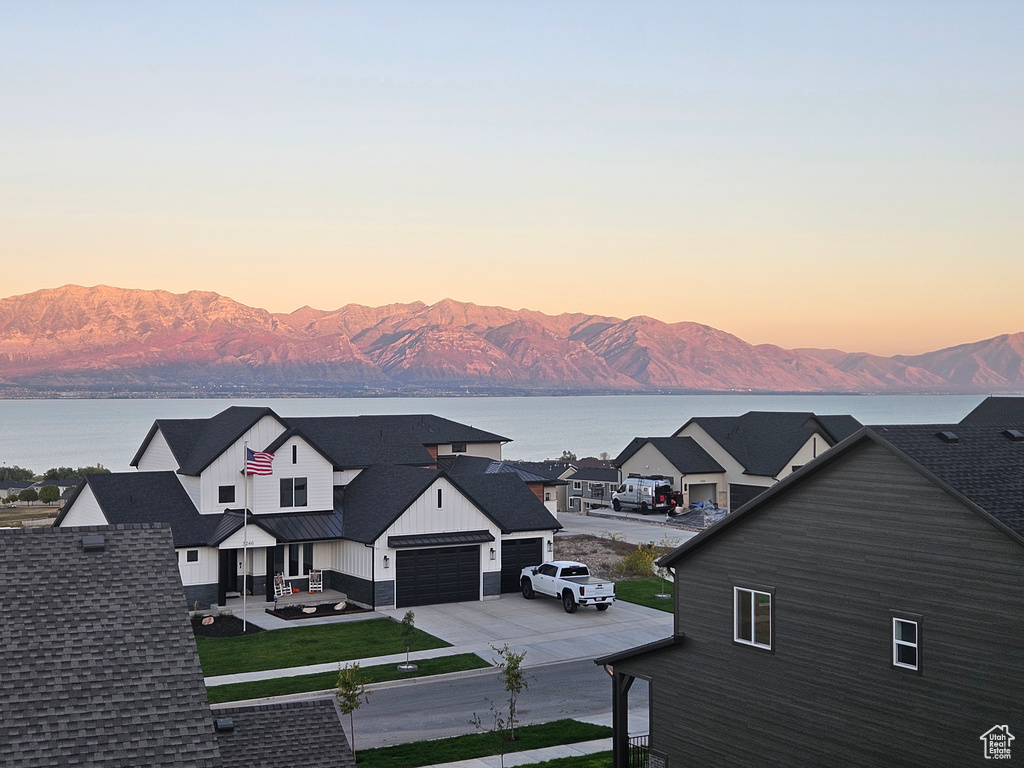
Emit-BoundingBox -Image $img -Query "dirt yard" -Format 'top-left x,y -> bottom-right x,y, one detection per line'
554,533 -> 669,581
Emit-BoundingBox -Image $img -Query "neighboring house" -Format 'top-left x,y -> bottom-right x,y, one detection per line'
0,523 -> 356,767
566,465 -> 620,513
438,454 -> 568,515
56,406 -> 560,610
507,460 -> 577,513
597,422 -> 1023,768
0,480 -> 38,499
960,395 -> 1024,426
665,410 -> 861,511
613,437 -> 725,509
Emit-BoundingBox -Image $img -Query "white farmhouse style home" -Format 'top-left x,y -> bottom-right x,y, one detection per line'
56,406 -> 560,609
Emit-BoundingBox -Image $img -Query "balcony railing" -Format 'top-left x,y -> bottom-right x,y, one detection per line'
627,734 -> 649,768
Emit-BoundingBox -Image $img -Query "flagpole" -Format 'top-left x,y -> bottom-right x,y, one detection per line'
243,440 -> 249,633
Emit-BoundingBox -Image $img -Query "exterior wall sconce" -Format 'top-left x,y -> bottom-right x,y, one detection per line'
547,540 -> 553,553
383,555 -> 390,569
489,547 -> 496,561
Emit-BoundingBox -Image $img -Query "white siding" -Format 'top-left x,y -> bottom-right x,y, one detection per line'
251,436 -> 334,513
196,415 -> 287,514
59,486 -> 108,527
178,546 -> 218,587
136,429 -> 179,472
219,525 -> 277,550
436,442 -> 503,460
321,539 -> 373,581
334,469 -> 362,486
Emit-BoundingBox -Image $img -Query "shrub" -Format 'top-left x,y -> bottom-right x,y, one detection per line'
615,543 -> 658,578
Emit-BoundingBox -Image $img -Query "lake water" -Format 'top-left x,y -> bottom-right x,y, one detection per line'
0,393 -> 986,475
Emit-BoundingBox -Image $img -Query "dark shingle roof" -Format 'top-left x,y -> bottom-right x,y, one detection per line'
282,417 -> 435,468
959,396 -> 1024,427
872,424 -> 1024,537
568,466 -> 620,483
339,464 -> 442,544
678,411 -> 861,477
214,700 -> 355,768
614,437 -> 725,475
56,471 -> 220,548
0,525 -> 221,767
131,407 -> 281,475
450,472 -> 562,533
439,454 -> 567,485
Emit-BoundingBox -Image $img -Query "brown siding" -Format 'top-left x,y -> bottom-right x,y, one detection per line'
620,441 -> 1024,767
528,482 -> 544,502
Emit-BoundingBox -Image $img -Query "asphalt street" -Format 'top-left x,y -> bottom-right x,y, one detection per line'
351,659 -> 649,749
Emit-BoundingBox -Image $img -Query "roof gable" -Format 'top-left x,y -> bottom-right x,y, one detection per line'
448,472 -> 562,533
614,437 -> 725,475
338,464 -> 443,543
959,396 -> 1024,427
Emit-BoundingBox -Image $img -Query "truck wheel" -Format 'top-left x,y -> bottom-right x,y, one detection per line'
562,592 -> 578,614
522,579 -> 534,600
640,502 -> 649,514
596,604 -> 610,611
612,498 -> 621,511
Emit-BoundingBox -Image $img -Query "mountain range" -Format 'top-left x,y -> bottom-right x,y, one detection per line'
0,284 -> 1021,395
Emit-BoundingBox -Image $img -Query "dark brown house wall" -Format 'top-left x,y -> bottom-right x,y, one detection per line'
620,441 -> 1024,767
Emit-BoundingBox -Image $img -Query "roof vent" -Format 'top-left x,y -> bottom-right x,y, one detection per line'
214,717 -> 235,733
81,534 -> 105,552
936,430 -> 959,444
1002,429 -> 1024,442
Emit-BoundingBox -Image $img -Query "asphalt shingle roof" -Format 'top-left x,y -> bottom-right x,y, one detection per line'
872,423 -> 1024,537
339,464 -> 442,544
214,700 -> 355,768
56,471 -> 220,548
438,454 -> 566,484
679,411 -> 861,477
0,525 -> 221,767
959,396 -> 1024,427
450,472 -> 562,533
614,437 -> 725,475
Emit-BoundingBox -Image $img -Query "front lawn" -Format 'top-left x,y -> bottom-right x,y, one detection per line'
356,719 -> 612,768
613,577 -> 673,612
197,618 -> 450,677
206,652 -> 489,704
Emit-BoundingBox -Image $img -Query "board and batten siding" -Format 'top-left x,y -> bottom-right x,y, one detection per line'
177,545 -> 218,587
436,442 -> 503,460
320,539 -> 373,582
619,441 -> 1024,767
59,486 -> 108,527
134,428 -> 179,472
250,436 -> 334,514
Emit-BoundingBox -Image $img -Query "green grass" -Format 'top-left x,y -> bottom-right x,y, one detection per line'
526,754 -> 611,768
613,577 -> 674,612
197,618 -> 450,677
206,652 -> 490,704
356,719 -> 612,768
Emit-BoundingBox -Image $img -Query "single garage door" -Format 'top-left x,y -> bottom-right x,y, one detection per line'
396,545 -> 480,608
729,483 -> 767,512
500,538 -> 543,593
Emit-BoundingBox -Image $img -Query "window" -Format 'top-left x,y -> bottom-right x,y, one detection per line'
186,549 -> 199,563
437,488 -> 443,508
589,483 -> 604,498
278,543 -> 314,578
451,442 -> 467,453
572,480 -> 582,490
538,563 -> 558,577
292,444 -> 297,464
893,617 -> 920,671
734,587 -> 772,649
218,485 -> 235,504
280,477 -> 308,508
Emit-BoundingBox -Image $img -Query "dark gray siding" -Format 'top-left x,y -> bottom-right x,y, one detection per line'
620,442 -> 1024,768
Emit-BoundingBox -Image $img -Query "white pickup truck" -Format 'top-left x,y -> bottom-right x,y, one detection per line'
520,560 -> 616,613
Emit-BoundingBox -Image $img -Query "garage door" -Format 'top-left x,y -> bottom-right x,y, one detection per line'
396,545 -> 480,608
729,483 -> 767,512
500,538 -> 543,593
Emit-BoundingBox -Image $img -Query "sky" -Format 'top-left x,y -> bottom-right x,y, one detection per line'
2,2 -> 1021,356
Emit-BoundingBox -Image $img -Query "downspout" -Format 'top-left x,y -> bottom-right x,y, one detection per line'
365,542 -> 375,609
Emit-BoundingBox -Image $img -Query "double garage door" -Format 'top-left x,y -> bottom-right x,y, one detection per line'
395,545 -> 480,608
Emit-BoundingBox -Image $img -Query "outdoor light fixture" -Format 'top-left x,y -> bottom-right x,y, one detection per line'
383,555 -> 390,569
547,540 -> 553,552
489,547 -> 496,561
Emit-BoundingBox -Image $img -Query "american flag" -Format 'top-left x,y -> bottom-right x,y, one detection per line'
245,447 -> 275,475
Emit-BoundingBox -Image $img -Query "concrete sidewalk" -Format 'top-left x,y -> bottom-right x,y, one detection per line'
420,737 -> 610,768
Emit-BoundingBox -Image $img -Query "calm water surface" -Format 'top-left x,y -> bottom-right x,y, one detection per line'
0,394 -> 985,474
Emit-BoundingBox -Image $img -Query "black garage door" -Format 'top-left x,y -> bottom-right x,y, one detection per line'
500,538 -> 543,593
729,483 -> 768,512
396,545 -> 480,608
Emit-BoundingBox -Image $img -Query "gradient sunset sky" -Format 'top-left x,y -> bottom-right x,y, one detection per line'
2,2 -> 1021,356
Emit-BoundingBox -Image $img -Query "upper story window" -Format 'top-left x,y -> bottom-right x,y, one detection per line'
280,477 -> 308,508
734,586 -> 773,650
451,443 -> 467,453
893,617 -> 920,671
292,445 -> 297,464
437,488 -> 443,508
218,485 -> 235,504
572,480 -> 582,491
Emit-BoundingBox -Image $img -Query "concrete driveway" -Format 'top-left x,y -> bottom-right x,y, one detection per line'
378,590 -> 673,668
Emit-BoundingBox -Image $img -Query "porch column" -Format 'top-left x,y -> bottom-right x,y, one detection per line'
612,670 -> 635,768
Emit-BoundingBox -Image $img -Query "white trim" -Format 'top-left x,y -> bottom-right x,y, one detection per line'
734,586 -> 772,649
892,617 -> 919,670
